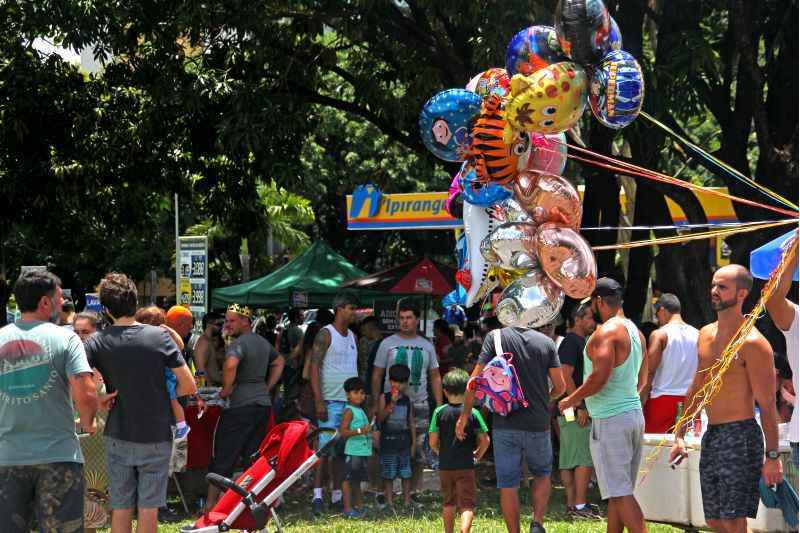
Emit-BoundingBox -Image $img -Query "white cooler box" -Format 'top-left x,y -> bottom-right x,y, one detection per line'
636,434 -> 795,532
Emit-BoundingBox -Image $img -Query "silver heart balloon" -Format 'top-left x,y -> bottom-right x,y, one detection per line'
496,269 -> 565,329
492,197 -> 534,224
480,222 -> 539,270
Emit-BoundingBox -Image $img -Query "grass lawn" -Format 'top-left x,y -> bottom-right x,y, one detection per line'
99,479 -> 683,533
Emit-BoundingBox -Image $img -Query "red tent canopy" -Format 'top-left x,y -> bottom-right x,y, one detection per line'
341,258 -> 455,297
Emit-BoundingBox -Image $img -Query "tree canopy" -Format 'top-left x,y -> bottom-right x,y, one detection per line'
0,0 -> 796,326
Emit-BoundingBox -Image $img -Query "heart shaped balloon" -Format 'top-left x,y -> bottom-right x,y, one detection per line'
491,197 -> 534,224
533,222 -> 597,298
512,170 -> 541,209
496,269 -> 565,329
529,173 -> 582,230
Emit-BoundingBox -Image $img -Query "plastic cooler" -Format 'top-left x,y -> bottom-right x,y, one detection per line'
635,434 -> 693,524
637,433 -> 794,532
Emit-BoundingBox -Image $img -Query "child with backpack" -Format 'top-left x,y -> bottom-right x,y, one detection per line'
429,369 -> 490,533
376,364 -> 416,512
339,377 -> 373,518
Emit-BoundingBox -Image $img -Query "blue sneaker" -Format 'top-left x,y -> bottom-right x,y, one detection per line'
343,509 -> 363,519
311,498 -> 324,516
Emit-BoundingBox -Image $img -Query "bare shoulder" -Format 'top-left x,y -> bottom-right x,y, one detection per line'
698,323 -> 717,340
741,329 -> 772,361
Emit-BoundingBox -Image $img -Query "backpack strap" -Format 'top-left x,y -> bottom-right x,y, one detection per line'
493,329 -> 503,357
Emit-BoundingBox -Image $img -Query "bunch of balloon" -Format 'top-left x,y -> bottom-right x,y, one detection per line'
420,0 -> 644,329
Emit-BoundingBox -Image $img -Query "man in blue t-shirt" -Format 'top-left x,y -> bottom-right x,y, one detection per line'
0,270 -> 98,532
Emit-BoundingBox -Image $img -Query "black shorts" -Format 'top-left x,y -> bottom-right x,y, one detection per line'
345,455 -> 369,483
209,405 -> 270,478
0,462 -> 85,533
699,418 -> 763,520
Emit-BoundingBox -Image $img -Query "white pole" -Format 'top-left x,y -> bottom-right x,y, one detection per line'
175,193 -> 180,306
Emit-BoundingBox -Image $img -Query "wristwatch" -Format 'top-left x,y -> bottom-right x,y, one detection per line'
766,450 -> 779,460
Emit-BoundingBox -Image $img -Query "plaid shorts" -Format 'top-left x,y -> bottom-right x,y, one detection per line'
380,450 -> 412,480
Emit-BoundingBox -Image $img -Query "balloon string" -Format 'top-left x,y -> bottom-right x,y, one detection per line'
581,220 -> 788,231
590,219 -> 798,251
638,234 -> 798,485
560,144 -> 799,218
639,111 -> 800,211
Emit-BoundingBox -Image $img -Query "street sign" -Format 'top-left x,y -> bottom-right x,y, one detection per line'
178,236 -> 208,326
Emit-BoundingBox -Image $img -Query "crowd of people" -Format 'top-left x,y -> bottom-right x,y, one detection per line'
0,241 -> 797,533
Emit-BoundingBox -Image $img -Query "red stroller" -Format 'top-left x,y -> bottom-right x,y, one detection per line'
181,420 -> 336,533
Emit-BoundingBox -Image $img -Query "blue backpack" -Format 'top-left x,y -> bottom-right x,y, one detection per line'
468,330 -> 528,416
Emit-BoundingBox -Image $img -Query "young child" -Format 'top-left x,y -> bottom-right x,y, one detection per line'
377,364 -> 415,512
134,306 -> 190,439
339,376 -> 372,518
429,369 -> 490,533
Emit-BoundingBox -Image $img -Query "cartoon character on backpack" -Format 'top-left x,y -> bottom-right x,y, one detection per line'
468,331 -> 528,416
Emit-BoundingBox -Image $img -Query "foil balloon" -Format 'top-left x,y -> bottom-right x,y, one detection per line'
589,50 -> 644,129
466,67 -> 511,99
503,63 -> 588,138
491,197 -> 534,224
608,16 -> 622,51
445,172 -> 463,217
555,0 -> 612,66
529,174 -> 583,230
513,170 -> 542,208
463,201 -> 504,307
419,89 -> 483,162
505,26 -> 567,77
496,269 -> 565,329
487,265 -> 527,289
471,95 -> 531,184
480,222 -> 539,271
460,167 -> 513,206
523,132 -> 568,175
534,223 -> 597,299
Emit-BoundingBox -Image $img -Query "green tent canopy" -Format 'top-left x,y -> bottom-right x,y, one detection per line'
211,241 -> 374,309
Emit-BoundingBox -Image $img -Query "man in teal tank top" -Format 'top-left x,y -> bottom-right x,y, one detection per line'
559,278 -> 649,533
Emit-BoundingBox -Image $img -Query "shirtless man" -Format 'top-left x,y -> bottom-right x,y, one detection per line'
670,265 -> 782,533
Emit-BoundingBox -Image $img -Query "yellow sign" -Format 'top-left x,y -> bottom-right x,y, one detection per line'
347,185 -> 459,230
179,278 -> 192,307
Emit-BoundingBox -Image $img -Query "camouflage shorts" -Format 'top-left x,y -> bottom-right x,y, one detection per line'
0,462 -> 85,533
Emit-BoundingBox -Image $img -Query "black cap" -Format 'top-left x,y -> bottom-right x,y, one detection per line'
593,277 -> 623,297
581,277 -> 623,303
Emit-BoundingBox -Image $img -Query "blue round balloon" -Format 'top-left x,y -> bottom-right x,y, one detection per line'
419,89 -> 483,162
589,50 -> 644,129
460,168 -> 512,206
505,26 -> 566,77
607,16 -> 622,51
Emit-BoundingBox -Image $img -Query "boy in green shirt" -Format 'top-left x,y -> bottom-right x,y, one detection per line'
429,369 -> 490,533
339,377 -> 372,518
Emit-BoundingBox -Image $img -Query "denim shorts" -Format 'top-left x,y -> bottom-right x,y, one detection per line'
318,400 -> 347,448
106,437 -> 172,509
492,429 -> 552,488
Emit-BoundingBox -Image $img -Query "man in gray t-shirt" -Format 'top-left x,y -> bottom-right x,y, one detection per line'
206,304 -> 284,512
226,331 -> 281,408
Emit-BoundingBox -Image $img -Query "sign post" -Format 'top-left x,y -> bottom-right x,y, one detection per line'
178,236 -> 208,328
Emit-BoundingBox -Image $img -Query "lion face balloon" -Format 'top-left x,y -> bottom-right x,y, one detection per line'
503,62 -> 588,137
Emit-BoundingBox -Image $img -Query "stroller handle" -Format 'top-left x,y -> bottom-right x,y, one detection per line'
307,427 -> 339,456
206,473 -> 251,500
